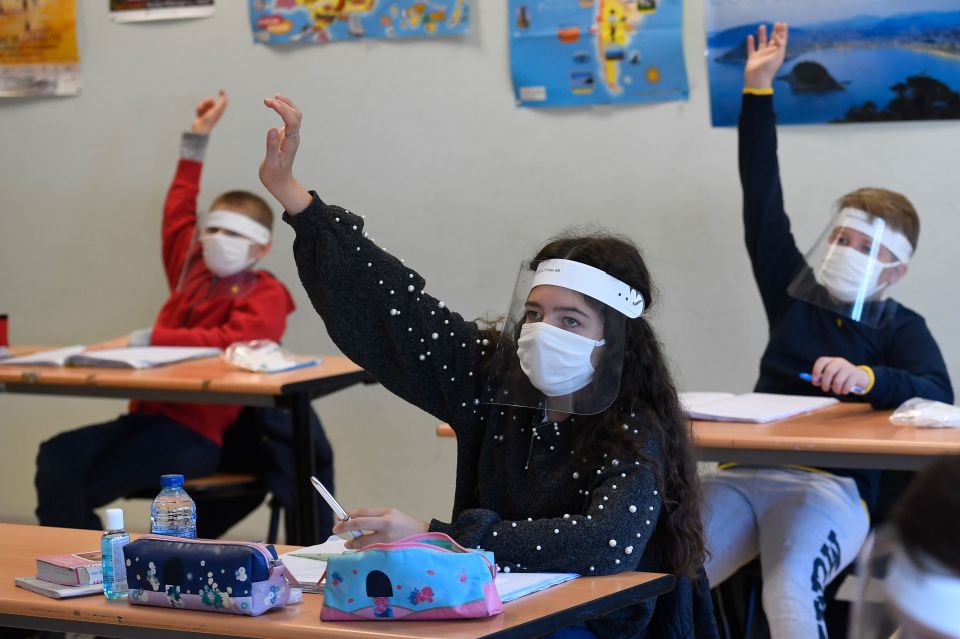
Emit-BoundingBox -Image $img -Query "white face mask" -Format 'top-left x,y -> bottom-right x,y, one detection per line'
201,234 -> 258,278
815,246 -> 901,303
516,322 -> 605,397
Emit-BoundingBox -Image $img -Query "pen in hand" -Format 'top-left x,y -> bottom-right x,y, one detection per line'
799,372 -> 865,395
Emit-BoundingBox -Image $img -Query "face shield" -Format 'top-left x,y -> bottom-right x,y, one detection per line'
481,258 -> 644,416
849,527 -> 960,639
176,209 -> 271,302
787,208 -> 912,327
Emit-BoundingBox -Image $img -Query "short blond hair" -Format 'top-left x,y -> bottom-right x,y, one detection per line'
211,191 -> 273,232
837,188 -> 919,252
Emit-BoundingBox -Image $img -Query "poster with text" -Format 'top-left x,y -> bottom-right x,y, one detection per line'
109,0 -> 214,23
249,0 -> 469,44
509,0 -> 688,108
707,0 -> 960,126
0,0 -> 79,97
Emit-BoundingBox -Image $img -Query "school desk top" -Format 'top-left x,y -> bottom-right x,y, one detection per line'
436,403 -> 960,471
0,523 -> 674,639
0,346 -> 373,546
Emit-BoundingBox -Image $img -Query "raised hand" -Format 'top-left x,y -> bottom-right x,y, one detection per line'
744,22 -> 788,91
259,94 -> 311,214
192,90 -> 228,135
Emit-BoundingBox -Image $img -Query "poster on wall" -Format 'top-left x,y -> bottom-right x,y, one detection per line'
508,0 -> 688,108
109,0 -> 214,22
0,0 -> 80,97
248,0 -> 469,44
706,0 -> 960,126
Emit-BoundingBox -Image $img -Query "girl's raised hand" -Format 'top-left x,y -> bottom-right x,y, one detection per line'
259,94 -> 312,214
744,22 -> 788,91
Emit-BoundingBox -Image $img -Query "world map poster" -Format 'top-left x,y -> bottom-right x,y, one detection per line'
707,0 -> 960,126
249,0 -> 469,44
509,0 -> 688,108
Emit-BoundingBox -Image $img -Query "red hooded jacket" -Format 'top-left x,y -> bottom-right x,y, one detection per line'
130,158 -> 295,444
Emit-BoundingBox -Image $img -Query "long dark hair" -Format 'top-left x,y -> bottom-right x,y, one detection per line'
528,230 -> 705,578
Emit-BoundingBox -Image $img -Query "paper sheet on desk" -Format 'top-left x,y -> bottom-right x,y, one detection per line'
280,537 -> 578,601
680,392 -> 838,423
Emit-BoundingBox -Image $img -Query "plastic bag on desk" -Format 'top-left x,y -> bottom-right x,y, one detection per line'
889,398 -> 960,428
225,339 -> 321,374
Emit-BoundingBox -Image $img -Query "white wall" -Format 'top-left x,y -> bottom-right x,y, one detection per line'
1,2 -> 957,540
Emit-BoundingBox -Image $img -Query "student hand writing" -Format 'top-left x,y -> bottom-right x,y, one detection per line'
333,507 -> 429,550
192,90 -> 228,135
260,94 -> 312,215
85,335 -> 131,352
809,356 -> 869,396
744,22 -> 788,91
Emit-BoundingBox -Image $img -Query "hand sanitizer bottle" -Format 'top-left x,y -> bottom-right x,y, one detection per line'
101,507 -> 130,600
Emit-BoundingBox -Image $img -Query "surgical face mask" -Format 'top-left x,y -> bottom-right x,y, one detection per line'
201,233 -> 258,278
815,246 -> 901,303
516,322 -> 605,397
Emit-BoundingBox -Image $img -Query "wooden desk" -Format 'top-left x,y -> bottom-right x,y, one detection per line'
0,524 -> 675,639
436,403 -> 960,470
0,347 -> 375,544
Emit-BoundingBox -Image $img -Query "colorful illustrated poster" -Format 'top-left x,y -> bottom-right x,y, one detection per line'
248,0 -> 469,44
109,1 -> 214,23
509,0 -> 687,108
0,0 -> 79,97
707,1 -> 960,126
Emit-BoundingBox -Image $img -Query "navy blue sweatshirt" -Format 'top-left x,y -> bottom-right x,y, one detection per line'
738,93 -> 954,513
284,198 -> 716,638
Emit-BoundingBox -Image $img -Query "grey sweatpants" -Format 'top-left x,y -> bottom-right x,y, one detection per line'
702,467 -> 870,639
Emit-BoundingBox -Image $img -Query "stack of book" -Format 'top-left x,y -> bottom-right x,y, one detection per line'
15,550 -> 103,598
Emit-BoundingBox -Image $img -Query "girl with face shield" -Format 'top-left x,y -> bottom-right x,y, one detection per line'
259,96 -> 714,637
849,456 -> 960,639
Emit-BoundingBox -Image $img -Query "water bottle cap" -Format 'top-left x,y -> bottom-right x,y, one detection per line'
105,508 -> 125,531
160,474 -> 185,488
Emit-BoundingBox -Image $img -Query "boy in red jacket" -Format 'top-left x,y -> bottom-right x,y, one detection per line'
35,91 -> 296,530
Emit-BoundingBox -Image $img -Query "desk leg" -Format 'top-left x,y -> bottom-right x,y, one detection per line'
291,392 -> 318,546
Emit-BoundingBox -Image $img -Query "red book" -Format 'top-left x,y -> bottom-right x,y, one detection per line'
36,550 -> 103,586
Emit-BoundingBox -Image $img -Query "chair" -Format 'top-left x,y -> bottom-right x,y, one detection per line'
124,405 -> 336,543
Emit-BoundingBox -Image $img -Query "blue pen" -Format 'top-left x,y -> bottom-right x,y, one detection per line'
799,372 -> 865,395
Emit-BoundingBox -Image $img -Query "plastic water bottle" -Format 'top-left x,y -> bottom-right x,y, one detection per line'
150,474 -> 197,538
101,507 -> 130,600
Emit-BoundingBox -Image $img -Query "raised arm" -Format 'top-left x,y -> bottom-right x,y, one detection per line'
739,24 -> 805,321
259,95 -> 488,426
161,90 -> 229,289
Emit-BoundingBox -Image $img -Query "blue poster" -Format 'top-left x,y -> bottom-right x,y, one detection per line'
706,1 -> 960,126
509,0 -> 688,108
249,0 -> 469,44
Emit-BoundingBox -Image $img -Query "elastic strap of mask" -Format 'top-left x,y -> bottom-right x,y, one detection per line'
837,208 -> 913,263
206,210 -> 271,245
884,547 -> 960,636
530,259 -> 644,318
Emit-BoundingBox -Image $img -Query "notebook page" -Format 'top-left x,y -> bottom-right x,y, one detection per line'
495,572 -> 579,602
0,345 -> 85,366
687,393 -> 838,423
66,346 -> 221,369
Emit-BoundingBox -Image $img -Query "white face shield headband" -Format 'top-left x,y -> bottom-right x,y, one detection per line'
201,210 -> 272,278
481,257 -> 642,415
884,548 -> 960,638
815,208 -> 912,303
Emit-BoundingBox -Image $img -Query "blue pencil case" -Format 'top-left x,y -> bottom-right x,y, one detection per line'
122,535 -> 298,616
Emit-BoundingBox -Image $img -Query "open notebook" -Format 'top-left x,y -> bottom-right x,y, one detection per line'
0,346 -> 221,369
280,538 -> 578,602
680,392 -> 838,423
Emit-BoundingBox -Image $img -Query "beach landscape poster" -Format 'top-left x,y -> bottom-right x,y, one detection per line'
706,0 -> 960,126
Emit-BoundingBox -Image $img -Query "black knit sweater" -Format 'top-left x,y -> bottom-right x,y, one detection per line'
285,196 -> 681,637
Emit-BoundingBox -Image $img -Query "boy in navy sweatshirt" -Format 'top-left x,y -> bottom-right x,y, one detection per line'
700,23 -> 953,639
